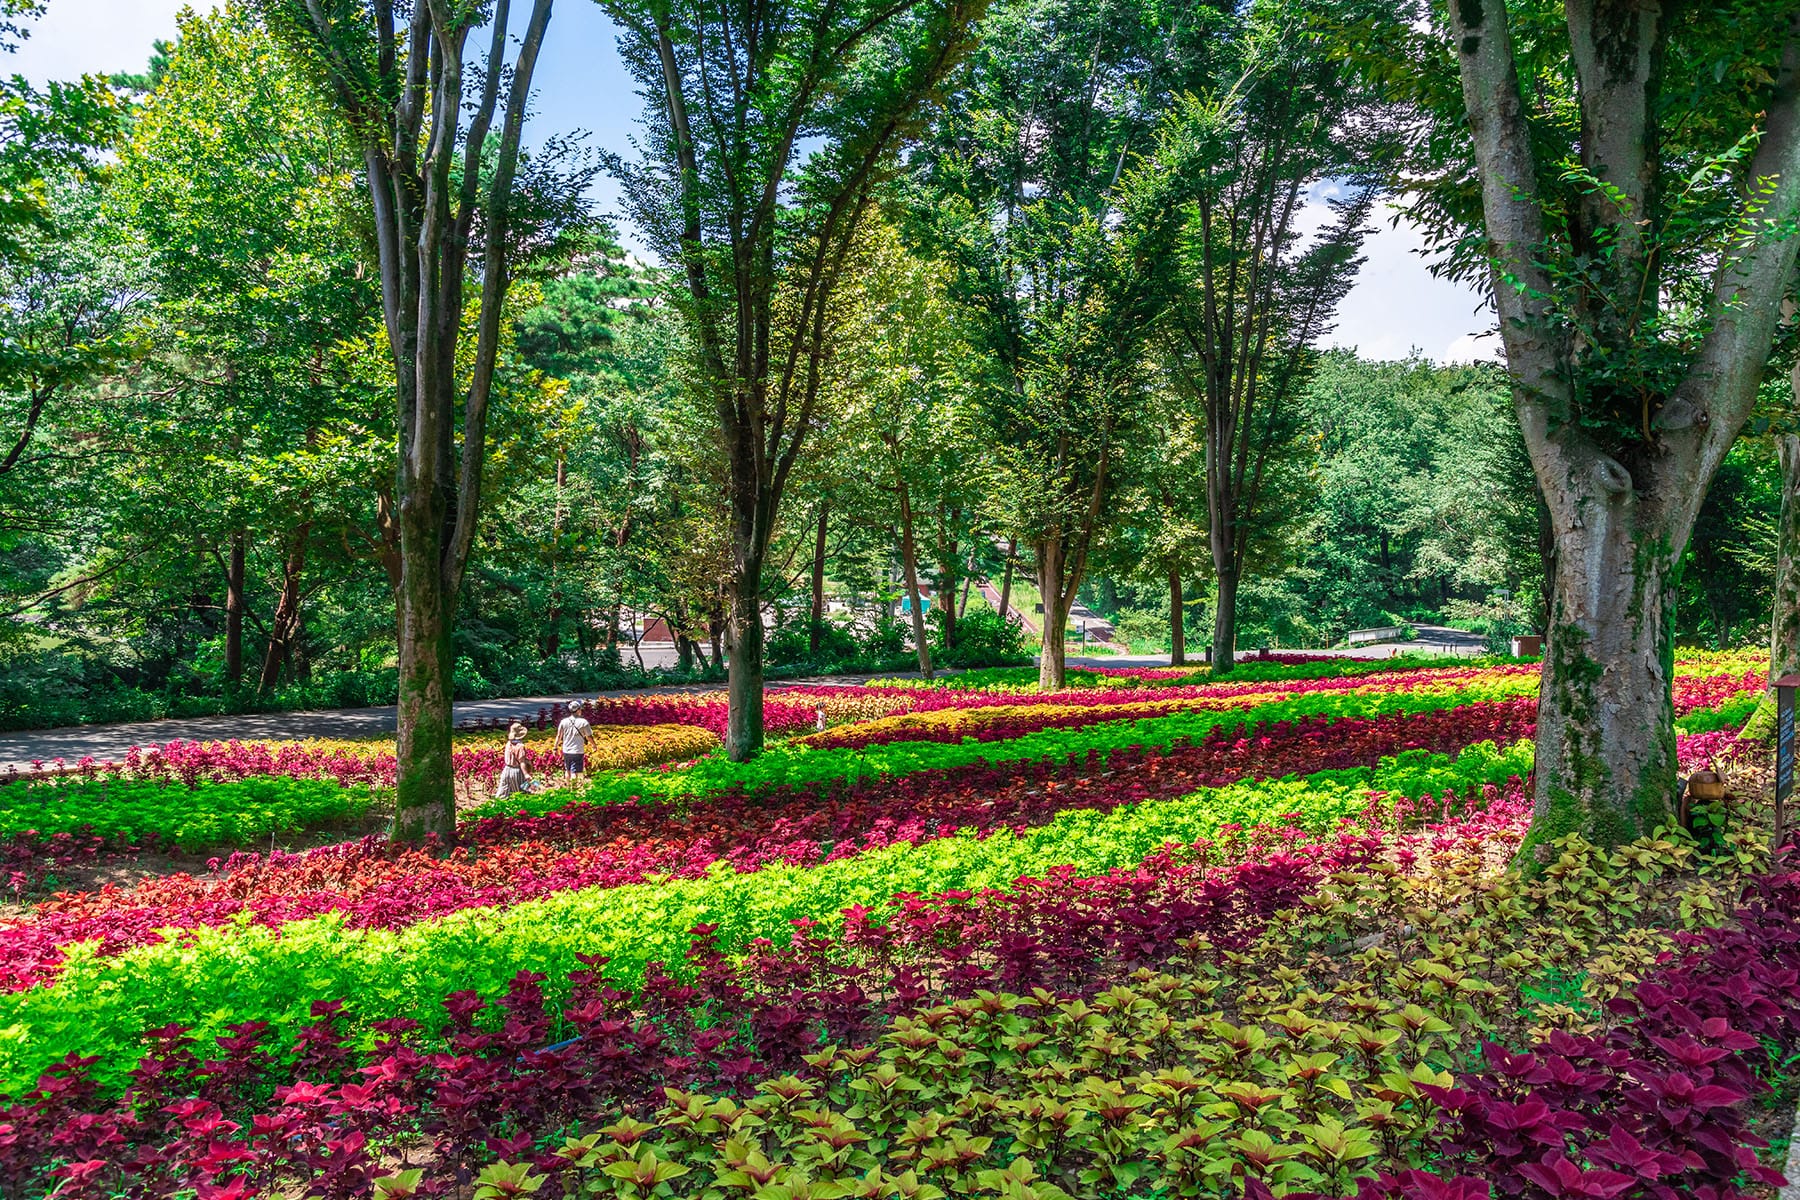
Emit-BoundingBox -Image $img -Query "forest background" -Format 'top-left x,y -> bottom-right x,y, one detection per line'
0,0 -> 1780,734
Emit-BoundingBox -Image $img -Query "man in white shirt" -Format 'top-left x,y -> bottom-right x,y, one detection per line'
556,700 -> 594,777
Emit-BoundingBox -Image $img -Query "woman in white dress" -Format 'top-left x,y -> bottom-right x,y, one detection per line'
494,722 -> 534,798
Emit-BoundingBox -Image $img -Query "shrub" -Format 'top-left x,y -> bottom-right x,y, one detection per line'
936,607 -> 1032,667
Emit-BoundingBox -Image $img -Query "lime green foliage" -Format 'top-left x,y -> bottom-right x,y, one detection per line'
0,742 -> 1530,1093
0,775 -> 378,849
1675,693 -> 1760,735
466,982 -> 1460,1198
475,677 -> 1541,819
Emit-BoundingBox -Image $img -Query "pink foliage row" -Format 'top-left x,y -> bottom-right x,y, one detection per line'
1671,668 -> 1765,716
1079,652 -> 1346,679
11,666 -> 1751,786
103,740 -> 576,790
0,701 -> 1539,992
1675,728 -> 1763,775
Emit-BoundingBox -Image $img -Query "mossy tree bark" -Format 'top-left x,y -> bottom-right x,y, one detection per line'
724,539 -> 767,761
392,514 -> 456,844
1210,560 -> 1238,675
1449,2 -> 1800,852
1525,460 -> 1679,858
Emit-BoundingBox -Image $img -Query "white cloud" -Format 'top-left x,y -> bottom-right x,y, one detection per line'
1323,201 -> 1494,366
9,0 -> 201,85
1442,330 -> 1502,363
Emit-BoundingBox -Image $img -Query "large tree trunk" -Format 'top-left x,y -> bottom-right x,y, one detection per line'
1527,477 -> 1679,858
810,500 -> 829,655
1168,568 -> 1186,666
391,511 -> 457,844
1448,0 -> 1800,852
725,550 -> 765,760
224,532 -> 245,685
1036,537 -> 1073,690
258,523 -> 311,691
1205,407 -> 1241,676
1211,562 -> 1238,675
272,0 -> 555,846
896,482 -> 934,679
1534,481 -> 1556,634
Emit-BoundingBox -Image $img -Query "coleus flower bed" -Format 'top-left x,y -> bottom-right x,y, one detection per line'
0,735 -> 1537,1094
471,677 -> 1545,820
439,828 -> 1793,1200
0,784 -> 1528,1199
4,792 -> 1781,1200
92,723 -> 717,789
0,700 -> 1538,995
0,653 -> 1775,1198
493,659 -> 1748,748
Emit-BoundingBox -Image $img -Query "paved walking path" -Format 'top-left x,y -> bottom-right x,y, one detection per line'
0,631 -> 1497,772
0,671 -> 942,771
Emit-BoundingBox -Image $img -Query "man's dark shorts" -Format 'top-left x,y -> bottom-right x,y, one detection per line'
564,752 -> 585,774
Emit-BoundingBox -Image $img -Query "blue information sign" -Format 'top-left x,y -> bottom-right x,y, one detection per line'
1781,689 -> 1796,804
1776,675 -> 1799,847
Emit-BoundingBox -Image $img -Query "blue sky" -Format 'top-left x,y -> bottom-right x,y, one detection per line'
19,0 -> 1498,363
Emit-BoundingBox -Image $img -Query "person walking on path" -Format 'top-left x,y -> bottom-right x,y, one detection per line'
557,701 -> 593,777
494,722 -> 534,799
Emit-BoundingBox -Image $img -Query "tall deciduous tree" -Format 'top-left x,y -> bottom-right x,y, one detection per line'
258,0 -> 573,841
601,0 -> 983,759
838,220 -> 987,680
911,0 -> 1205,688
1152,7 -> 1385,674
1430,2 -> 1800,851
